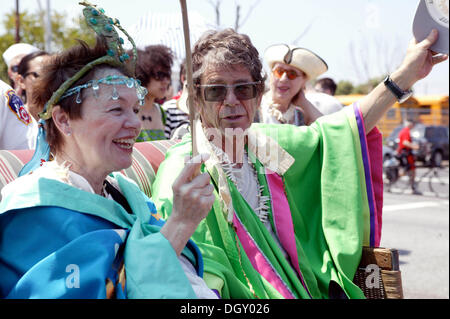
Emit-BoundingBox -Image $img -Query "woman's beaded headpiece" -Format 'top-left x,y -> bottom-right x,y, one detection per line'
38,1 -> 146,120
20,1 -> 145,177
59,75 -> 147,105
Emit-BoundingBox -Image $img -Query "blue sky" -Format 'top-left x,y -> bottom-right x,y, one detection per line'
1,0 -> 448,95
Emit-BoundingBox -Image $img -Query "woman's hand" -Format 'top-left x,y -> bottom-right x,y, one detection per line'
291,86 -> 306,107
292,89 -> 323,125
160,153 -> 215,255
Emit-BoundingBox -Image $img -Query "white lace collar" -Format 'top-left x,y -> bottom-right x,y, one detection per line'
194,120 -> 294,222
36,160 -> 114,198
260,92 -> 300,125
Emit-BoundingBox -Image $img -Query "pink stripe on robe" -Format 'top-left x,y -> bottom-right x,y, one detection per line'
233,214 -> 296,299
265,169 -> 312,298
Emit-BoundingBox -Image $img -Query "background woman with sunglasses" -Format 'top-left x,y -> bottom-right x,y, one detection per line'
17,50 -> 51,121
258,44 -> 327,126
134,45 -> 173,141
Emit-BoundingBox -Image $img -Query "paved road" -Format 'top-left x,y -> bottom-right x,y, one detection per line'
380,165 -> 449,299
386,166 -> 449,198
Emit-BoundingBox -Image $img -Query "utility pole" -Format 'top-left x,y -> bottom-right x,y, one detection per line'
15,0 -> 20,43
44,0 -> 52,52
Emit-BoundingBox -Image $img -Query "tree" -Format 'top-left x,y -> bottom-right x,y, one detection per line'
0,9 -> 95,83
348,34 -> 403,84
335,80 -> 354,95
206,0 -> 262,32
354,75 -> 386,94
292,18 -> 316,45
335,75 -> 387,95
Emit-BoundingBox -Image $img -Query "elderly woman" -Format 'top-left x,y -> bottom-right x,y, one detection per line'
134,45 -> 173,141
0,4 -> 216,299
259,44 -> 342,125
151,28 -> 446,299
16,50 -> 51,121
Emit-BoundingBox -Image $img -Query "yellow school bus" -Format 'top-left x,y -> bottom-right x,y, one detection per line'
335,94 -> 449,138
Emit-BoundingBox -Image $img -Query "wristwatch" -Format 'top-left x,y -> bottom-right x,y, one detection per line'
383,75 -> 413,103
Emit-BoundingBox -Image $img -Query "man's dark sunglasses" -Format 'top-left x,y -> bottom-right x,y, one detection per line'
11,65 -> 19,73
152,71 -> 171,81
197,82 -> 260,102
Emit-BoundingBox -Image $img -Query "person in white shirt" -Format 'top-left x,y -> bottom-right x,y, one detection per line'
304,90 -> 343,115
0,80 -> 37,150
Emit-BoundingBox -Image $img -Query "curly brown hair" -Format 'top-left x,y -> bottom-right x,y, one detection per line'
134,45 -> 174,87
192,28 -> 266,100
32,38 -> 132,153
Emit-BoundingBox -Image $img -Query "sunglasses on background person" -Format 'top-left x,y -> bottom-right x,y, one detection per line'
11,65 -> 19,73
197,82 -> 260,102
152,71 -> 171,81
272,66 -> 303,80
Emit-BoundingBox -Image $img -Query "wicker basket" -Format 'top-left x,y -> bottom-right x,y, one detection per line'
353,247 -> 404,299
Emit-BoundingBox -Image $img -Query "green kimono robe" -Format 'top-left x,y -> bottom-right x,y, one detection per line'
152,104 -> 383,299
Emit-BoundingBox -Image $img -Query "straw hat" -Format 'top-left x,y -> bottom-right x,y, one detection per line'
264,44 -> 328,80
2,43 -> 39,67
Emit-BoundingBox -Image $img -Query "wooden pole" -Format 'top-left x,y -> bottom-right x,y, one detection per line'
44,0 -> 52,52
15,0 -> 20,43
179,0 -> 198,157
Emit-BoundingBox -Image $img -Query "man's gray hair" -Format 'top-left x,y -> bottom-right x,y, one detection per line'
191,28 -> 266,100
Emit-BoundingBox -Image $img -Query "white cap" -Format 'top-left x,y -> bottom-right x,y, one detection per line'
413,0 -> 449,54
264,44 -> 328,80
2,43 -> 40,67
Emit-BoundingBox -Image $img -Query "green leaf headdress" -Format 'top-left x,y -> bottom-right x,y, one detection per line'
19,1 -> 146,176
39,1 -> 145,120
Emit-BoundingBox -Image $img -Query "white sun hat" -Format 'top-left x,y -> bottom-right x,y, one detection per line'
413,0 -> 449,54
2,43 -> 40,67
264,44 -> 328,80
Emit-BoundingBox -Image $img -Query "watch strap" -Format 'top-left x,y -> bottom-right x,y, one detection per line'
383,75 -> 412,102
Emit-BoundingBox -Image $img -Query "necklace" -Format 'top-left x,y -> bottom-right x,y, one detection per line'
267,103 -> 295,124
210,143 -> 270,223
267,103 -> 305,126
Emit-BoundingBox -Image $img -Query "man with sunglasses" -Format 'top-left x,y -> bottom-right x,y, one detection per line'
16,50 -> 51,122
259,44 -> 342,125
2,43 -> 39,96
152,28 -> 447,299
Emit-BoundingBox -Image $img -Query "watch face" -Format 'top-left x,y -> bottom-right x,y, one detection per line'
399,91 -> 414,104
425,0 -> 449,27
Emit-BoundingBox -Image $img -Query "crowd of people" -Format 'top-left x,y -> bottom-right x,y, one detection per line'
0,28 -> 346,151
0,1 -> 447,299
0,25 -> 354,151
